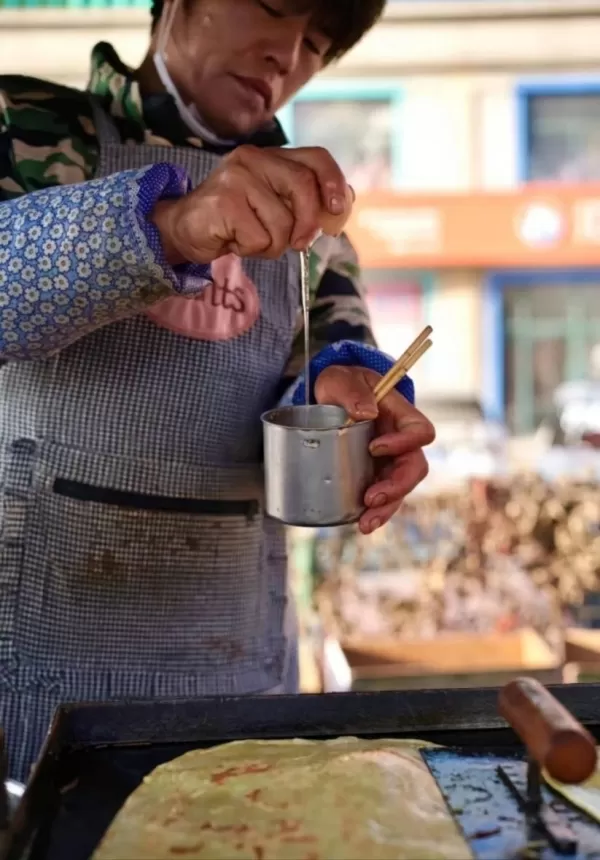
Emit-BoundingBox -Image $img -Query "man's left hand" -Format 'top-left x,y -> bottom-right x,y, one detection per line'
314,365 -> 435,535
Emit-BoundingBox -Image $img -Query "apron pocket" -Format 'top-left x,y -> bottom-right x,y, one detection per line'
52,479 -> 260,518
15,445 -> 280,679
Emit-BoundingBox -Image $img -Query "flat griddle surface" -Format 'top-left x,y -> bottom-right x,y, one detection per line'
4,685 -> 600,860
424,750 -> 600,860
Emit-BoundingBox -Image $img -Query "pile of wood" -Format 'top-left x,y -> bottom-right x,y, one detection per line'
314,474 -> 600,644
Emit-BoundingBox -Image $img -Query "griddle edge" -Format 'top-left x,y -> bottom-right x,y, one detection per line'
3,683 -> 600,860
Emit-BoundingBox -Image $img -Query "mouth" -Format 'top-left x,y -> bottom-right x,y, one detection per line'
231,76 -> 273,110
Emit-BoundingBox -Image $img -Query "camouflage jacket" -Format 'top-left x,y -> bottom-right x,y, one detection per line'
0,43 -> 375,377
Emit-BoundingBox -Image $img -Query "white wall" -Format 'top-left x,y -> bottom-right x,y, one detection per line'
427,270 -> 482,396
394,73 -> 521,192
0,10 -> 148,88
398,80 -> 475,191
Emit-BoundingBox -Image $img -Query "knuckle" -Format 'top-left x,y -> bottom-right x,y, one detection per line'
280,205 -> 295,228
214,163 -> 244,192
311,145 -> 343,175
220,150 -> 239,172
412,403 -> 436,445
266,227 -> 293,260
307,145 -> 334,163
424,417 -> 436,444
232,143 -> 260,161
267,236 -> 288,258
288,159 -> 314,184
246,236 -> 271,256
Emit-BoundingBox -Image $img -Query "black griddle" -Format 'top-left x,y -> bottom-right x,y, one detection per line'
2,684 -> 600,860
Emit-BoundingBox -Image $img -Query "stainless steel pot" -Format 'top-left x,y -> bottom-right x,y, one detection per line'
261,404 -> 374,527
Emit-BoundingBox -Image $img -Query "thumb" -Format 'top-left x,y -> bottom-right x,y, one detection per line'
314,365 -> 379,422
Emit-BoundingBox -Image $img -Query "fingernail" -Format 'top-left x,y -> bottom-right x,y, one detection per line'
369,517 -> 382,533
349,184 -> 356,202
370,443 -> 388,456
355,401 -> 377,418
371,493 -> 387,508
329,195 -> 343,215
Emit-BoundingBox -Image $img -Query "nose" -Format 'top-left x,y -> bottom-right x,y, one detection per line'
262,25 -> 304,76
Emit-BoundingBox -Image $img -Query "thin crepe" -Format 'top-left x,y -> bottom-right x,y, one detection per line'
92,737 -> 471,860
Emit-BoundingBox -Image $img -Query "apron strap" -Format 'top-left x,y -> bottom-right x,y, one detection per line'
88,95 -> 121,146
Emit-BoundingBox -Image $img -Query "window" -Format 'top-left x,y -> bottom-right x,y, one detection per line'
524,89 -> 600,182
290,98 -> 395,191
503,282 -> 600,433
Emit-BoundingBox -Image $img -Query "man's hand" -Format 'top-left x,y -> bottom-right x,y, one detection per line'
315,365 -> 435,534
151,145 -> 353,266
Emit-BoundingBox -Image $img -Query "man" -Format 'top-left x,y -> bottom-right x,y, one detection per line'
0,0 -> 434,781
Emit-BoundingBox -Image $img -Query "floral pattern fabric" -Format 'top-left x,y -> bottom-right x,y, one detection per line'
0,163 -> 210,360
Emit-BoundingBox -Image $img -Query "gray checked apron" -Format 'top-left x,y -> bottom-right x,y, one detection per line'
0,101 -> 301,781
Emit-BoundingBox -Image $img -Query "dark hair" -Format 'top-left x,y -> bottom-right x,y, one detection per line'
150,0 -> 386,61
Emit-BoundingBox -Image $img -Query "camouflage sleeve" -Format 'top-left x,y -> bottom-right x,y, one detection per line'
0,79 -> 99,199
0,164 -> 211,361
283,232 -> 377,381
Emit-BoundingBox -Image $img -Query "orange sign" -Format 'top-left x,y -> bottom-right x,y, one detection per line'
345,185 -> 600,269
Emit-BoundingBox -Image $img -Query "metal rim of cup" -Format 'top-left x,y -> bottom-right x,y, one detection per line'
261,404 -> 373,431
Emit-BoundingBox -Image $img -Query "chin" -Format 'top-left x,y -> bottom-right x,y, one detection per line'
217,114 -> 265,140
203,98 -> 269,140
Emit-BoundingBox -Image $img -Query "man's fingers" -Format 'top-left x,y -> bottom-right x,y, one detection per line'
280,147 -> 353,236
277,147 -> 349,215
369,392 -> 435,458
364,450 -> 429,507
358,498 -> 402,534
156,143 -> 353,265
369,422 -> 434,459
232,146 -> 324,248
314,365 -> 378,421
242,175 -> 297,258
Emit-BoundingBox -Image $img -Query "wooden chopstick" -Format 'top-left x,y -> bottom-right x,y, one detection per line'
373,325 -> 432,399
373,338 -> 431,403
344,325 -> 433,426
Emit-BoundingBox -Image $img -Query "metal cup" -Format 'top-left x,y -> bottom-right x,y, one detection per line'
261,404 -> 375,527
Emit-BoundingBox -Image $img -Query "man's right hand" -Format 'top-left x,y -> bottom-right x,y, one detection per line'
151,145 -> 353,266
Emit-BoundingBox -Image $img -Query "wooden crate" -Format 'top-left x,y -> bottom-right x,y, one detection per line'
320,628 -> 568,692
565,628 -> 600,682
565,628 -> 600,663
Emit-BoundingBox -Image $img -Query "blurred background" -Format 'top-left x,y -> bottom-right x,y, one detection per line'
4,0 -> 600,693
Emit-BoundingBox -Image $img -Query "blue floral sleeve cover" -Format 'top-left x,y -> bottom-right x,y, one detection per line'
0,163 -> 210,360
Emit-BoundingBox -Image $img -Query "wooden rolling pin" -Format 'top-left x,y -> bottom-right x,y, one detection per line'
498,677 -> 598,785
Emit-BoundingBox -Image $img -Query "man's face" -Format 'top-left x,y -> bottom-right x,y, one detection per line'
155,0 -> 331,138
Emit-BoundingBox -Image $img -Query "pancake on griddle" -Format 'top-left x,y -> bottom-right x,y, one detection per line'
92,737 -> 470,859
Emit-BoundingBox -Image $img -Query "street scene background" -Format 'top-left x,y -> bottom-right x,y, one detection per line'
4,0 -> 600,691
